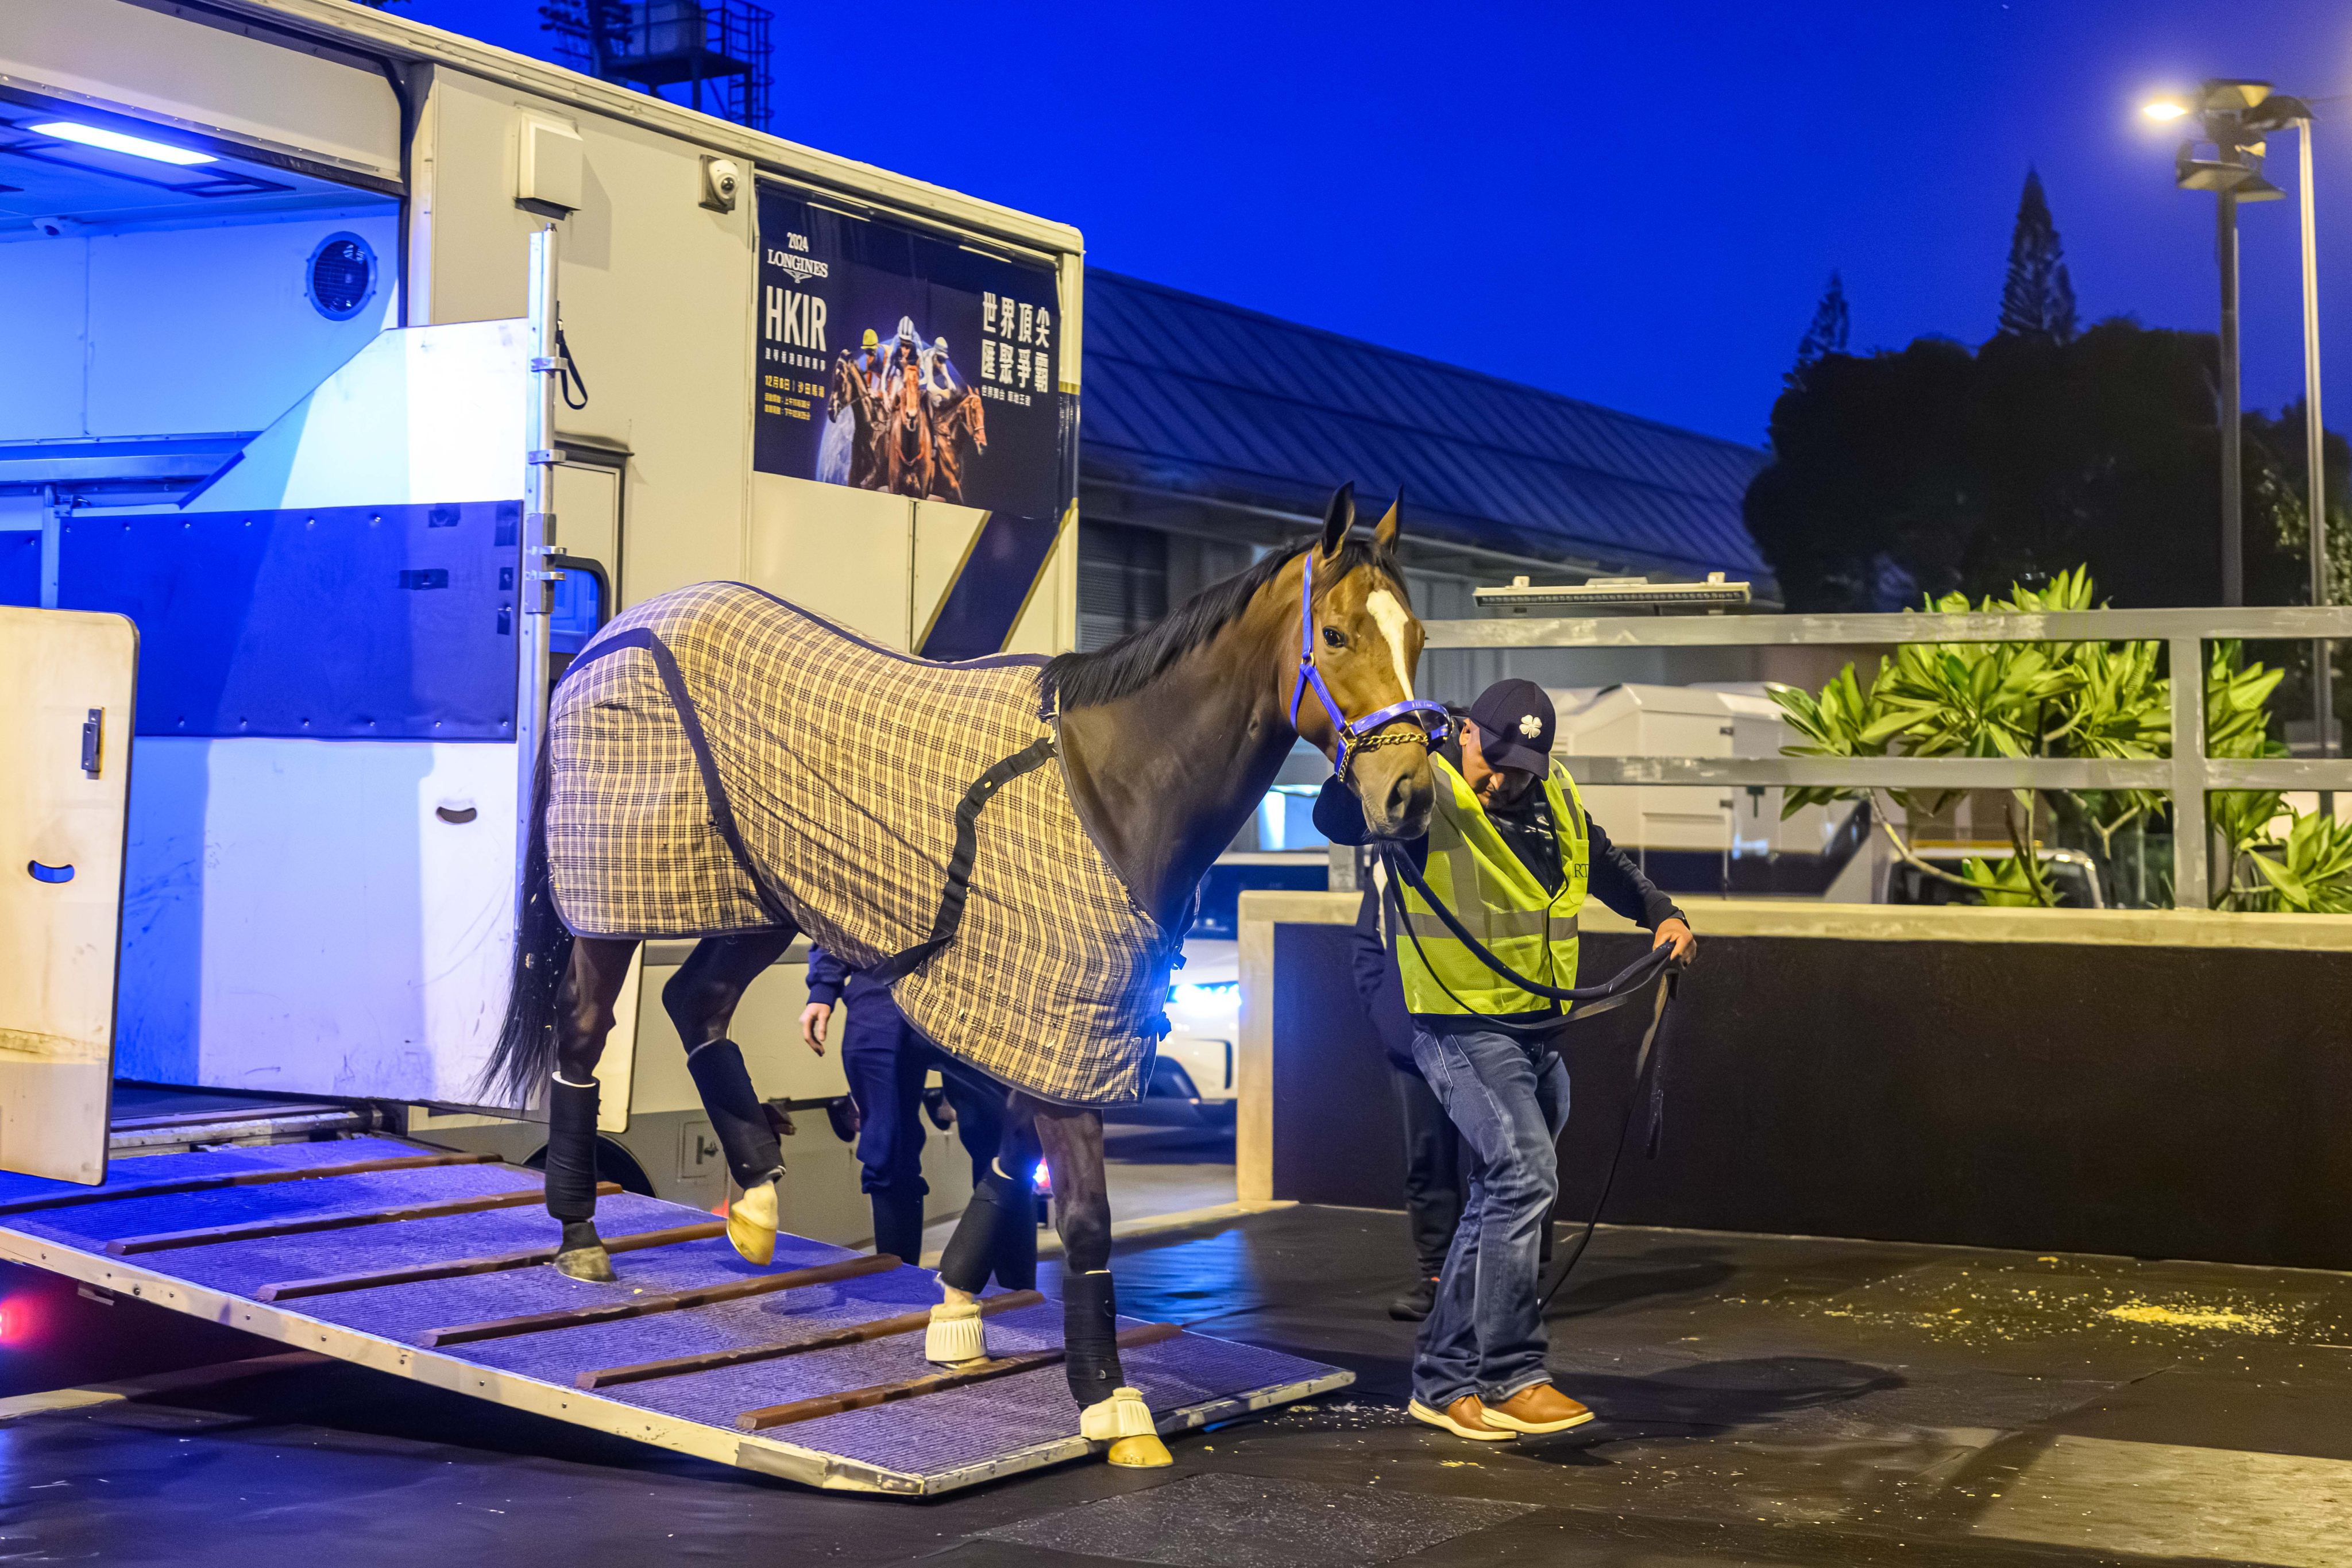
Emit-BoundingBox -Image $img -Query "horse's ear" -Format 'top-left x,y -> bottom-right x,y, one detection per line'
1319,482 -> 1355,559
1373,488 -> 1404,554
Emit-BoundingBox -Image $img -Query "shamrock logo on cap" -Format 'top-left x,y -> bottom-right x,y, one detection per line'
1519,714 -> 1543,739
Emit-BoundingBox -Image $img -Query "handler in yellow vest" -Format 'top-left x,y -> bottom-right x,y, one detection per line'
1316,678 -> 1696,1444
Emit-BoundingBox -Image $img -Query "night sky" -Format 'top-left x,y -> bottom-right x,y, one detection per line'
391,1 -> 2351,449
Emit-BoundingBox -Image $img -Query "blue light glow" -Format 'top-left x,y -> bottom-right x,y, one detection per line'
31,121 -> 217,167
1170,980 -> 1241,1011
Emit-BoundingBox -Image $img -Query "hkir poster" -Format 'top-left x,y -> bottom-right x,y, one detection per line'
754,186 -> 1067,521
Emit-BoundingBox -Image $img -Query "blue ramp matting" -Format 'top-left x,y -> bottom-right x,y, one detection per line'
0,1138 -> 1348,1493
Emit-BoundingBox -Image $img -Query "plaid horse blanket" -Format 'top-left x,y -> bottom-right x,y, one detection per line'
544,582 -> 1173,1106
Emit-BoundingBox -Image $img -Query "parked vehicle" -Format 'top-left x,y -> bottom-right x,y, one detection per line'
1886,847 -> 2107,909
1110,851 -> 1328,1129
1549,683 -> 1872,899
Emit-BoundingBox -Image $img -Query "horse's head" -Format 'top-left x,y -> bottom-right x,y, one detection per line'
1286,485 -> 1437,841
963,388 -> 988,453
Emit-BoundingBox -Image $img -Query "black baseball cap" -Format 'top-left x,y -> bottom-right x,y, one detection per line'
1467,678 -> 1555,775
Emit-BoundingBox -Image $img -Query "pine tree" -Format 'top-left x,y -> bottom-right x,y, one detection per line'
1794,271 -> 1850,373
1999,169 -> 2079,342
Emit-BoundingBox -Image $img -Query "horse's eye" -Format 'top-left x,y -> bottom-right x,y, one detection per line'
1322,627 -> 1347,649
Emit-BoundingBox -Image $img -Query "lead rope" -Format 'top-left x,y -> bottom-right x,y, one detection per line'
1539,970 -> 1676,1311
1378,844 -> 1685,1307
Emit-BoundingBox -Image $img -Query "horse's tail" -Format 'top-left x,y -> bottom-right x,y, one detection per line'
478,735 -> 572,1106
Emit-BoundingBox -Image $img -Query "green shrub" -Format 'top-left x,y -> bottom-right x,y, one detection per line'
1767,569 -> 2346,911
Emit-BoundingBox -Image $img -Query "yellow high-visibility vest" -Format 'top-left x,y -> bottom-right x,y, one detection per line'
1395,754 -> 1590,1016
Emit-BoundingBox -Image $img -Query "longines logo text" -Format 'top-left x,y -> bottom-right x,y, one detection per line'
766,231 -> 829,285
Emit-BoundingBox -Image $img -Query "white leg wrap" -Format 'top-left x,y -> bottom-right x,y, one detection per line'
925,1299 -> 989,1364
726,1177 -> 779,1266
1079,1387 -> 1157,1442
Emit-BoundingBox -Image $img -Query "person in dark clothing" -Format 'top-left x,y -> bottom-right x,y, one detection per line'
1347,856 -> 1463,1322
1316,678 -> 1694,1444
801,946 -> 1033,1285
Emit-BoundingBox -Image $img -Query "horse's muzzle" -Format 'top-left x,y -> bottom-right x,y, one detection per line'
1354,752 -> 1434,843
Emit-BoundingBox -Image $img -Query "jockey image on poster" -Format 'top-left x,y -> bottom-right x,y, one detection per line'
753,186 -> 1065,517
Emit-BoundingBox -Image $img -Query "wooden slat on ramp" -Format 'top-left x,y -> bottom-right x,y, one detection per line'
256,1220 -> 729,1301
578,1289 -> 1046,1389
422,1254 -> 899,1346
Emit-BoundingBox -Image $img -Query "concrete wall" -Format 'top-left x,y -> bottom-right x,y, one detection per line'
1242,893 -> 2352,1269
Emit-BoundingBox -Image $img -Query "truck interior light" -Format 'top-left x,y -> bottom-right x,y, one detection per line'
30,121 -> 217,165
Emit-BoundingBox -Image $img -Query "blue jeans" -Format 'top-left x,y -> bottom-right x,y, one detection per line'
1407,1024 -> 1570,1409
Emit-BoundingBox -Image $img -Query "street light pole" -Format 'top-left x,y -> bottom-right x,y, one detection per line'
2297,114 -> 2334,805
2160,80 -> 2287,605
2218,179 -> 2245,605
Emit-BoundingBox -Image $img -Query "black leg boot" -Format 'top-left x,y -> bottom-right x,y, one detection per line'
994,1167 -> 1038,1291
1063,1267 -> 1122,1408
547,1075 -> 613,1282
937,1160 -> 1028,1291
927,1161 -> 1032,1364
1068,1269 -> 1168,1466
686,1040 -> 786,1265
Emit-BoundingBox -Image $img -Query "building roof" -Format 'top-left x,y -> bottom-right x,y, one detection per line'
1079,270 -> 1771,584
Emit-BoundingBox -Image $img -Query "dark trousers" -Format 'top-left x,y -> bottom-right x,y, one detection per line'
841,991 -> 1005,1261
1395,1060 -> 1466,1278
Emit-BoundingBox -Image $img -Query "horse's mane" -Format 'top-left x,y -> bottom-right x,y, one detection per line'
1043,538 -> 1405,712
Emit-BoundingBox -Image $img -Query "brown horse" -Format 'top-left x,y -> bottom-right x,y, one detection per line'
883,361 -> 933,496
829,354 -> 882,490
929,385 -> 987,503
489,484 -> 1435,1465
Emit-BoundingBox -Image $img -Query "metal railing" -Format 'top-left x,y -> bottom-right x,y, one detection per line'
1420,605 -> 2352,909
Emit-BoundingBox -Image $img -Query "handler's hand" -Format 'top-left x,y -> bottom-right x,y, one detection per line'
799,1001 -> 832,1055
1652,918 -> 1697,966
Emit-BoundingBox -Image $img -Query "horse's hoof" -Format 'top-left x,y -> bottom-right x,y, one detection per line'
555,1246 -> 614,1282
1081,1387 -> 1160,1451
727,1178 -> 779,1266
554,1219 -> 615,1282
1084,1389 -> 1171,1466
555,1239 -> 615,1283
1107,1434 -> 1174,1468
925,1300 -> 988,1365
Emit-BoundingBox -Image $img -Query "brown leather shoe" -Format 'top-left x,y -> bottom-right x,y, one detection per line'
1408,1395 -> 1513,1442
1482,1382 -> 1596,1435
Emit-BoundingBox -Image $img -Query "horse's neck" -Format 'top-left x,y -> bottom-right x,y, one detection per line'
1056,607 -> 1298,932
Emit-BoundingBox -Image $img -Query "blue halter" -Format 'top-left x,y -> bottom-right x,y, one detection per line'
1288,548 -> 1453,778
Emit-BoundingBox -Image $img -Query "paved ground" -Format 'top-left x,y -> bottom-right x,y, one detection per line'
4,1204 -> 2349,1565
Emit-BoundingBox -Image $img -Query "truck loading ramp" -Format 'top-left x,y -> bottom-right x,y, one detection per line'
0,1136 -> 1346,1494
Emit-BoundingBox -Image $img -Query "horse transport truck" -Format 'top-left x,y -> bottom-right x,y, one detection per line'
1,0 -> 1087,1239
